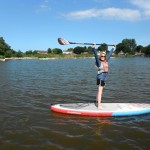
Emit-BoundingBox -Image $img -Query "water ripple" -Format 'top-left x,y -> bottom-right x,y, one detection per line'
0,58 -> 150,150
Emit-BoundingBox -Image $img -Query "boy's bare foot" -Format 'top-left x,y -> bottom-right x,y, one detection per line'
95,102 -> 103,110
98,105 -> 103,110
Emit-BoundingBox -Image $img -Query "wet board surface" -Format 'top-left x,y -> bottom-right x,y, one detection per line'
51,103 -> 150,117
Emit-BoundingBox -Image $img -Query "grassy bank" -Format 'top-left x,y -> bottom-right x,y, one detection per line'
2,53 -> 144,61
9,53 -> 95,59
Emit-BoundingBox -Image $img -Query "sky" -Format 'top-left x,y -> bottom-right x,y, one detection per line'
0,0 -> 150,52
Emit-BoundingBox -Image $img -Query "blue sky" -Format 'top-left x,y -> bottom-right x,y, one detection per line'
0,0 -> 150,52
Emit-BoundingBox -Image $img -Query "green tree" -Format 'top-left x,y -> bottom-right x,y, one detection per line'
87,46 -> 93,54
5,50 -> 13,58
0,37 -> 12,56
26,50 -> 33,55
142,45 -> 150,57
83,46 -> 87,52
122,39 -> 137,54
73,46 -> 85,54
97,43 -> 108,52
47,48 -> 52,53
52,48 -> 62,54
33,50 -> 38,55
16,50 -> 23,57
67,48 -> 73,52
115,43 -> 125,54
135,45 -> 143,53
115,39 -> 137,54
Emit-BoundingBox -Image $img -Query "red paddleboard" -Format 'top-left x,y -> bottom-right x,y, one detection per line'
51,103 -> 150,117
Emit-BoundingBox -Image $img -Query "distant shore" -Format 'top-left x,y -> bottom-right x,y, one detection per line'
0,54 -> 147,62
0,58 -> 5,61
0,57 -> 59,61
6,57 -> 58,60
0,54 -> 95,61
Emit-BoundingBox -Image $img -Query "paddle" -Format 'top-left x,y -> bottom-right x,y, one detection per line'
58,37 -> 114,46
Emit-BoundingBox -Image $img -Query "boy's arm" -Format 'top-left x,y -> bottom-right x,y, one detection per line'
93,47 -> 100,67
106,46 -> 116,61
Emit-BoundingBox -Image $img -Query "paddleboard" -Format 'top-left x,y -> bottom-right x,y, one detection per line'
51,103 -> 150,117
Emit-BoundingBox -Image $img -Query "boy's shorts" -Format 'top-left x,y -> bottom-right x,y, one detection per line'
97,79 -> 105,86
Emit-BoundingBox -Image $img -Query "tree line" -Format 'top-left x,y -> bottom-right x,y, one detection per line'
0,36 -> 150,58
0,37 -> 23,58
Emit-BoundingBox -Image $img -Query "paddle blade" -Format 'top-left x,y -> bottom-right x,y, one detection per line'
58,38 -> 70,45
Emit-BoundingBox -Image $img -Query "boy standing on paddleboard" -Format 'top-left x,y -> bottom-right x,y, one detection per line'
92,44 -> 116,109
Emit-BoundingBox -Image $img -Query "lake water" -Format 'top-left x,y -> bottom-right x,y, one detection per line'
0,57 -> 150,150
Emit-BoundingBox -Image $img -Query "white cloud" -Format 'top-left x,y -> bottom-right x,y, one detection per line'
130,0 -> 150,10
61,0 -> 150,21
35,0 -> 51,13
39,4 -> 49,9
130,0 -> 150,18
63,7 -> 141,21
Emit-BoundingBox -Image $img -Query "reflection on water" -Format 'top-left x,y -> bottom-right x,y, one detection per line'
51,111 -> 112,136
0,57 -> 150,150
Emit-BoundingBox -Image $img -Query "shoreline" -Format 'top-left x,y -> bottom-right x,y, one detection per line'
3,56 -> 95,61
4,57 -> 58,61
0,55 -> 147,62
0,58 -> 5,61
